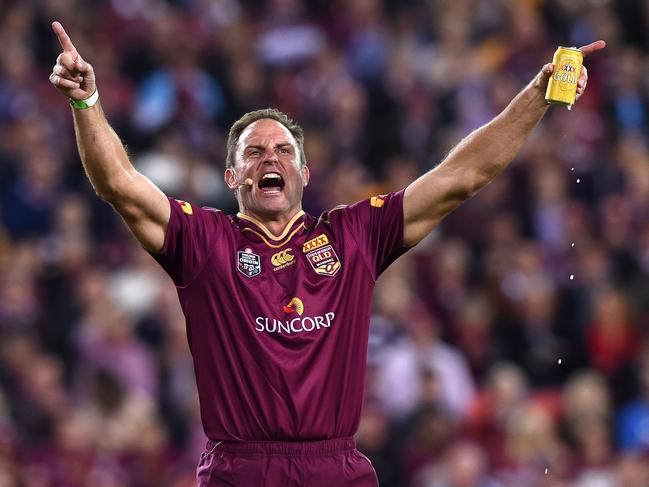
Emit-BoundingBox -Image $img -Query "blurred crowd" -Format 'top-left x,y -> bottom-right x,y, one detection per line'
0,0 -> 648,485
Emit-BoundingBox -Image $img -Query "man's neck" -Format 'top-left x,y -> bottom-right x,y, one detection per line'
238,207 -> 303,237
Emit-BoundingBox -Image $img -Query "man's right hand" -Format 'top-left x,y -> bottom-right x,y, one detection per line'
50,21 -> 96,101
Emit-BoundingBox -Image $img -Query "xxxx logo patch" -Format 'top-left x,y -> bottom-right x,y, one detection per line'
303,234 -> 329,253
271,248 -> 295,272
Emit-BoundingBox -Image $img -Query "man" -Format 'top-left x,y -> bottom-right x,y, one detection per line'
49,20 -> 604,486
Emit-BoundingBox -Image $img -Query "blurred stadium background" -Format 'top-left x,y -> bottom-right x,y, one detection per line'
0,0 -> 648,485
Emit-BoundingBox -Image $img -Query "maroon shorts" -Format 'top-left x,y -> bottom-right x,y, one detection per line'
196,437 -> 379,486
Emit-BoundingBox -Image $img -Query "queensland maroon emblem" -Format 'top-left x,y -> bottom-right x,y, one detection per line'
306,245 -> 341,277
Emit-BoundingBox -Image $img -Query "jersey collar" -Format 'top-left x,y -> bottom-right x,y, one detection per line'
237,210 -> 306,248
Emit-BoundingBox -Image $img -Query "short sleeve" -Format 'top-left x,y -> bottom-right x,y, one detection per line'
341,190 -> 410,279
149,198 -> 221,287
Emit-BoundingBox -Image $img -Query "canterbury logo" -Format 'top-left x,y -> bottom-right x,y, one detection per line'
303,234 -> 329,253
271,249 -> 294,267
283,297 -> 304,316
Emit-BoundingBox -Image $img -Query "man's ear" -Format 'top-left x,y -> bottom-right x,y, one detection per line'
225,168 -> 238,190
301,165 -> 310,187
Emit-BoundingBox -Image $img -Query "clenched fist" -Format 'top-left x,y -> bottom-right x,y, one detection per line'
50,21 -> 96,101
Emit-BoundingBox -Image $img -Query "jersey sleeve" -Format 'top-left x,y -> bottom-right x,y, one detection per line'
341,190 -> 410,280
149,198 -> 222,288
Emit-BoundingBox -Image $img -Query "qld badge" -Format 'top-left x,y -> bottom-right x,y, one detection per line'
306,244 -> 341,277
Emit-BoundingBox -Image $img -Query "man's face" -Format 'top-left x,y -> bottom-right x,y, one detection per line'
225,119 -> 309,220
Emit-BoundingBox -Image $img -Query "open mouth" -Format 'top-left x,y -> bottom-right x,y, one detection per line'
257,172 -> 285,194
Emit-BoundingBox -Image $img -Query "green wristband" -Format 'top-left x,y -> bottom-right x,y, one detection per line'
70,90 -> 99,109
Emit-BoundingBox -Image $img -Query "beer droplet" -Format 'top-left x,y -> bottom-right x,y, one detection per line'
571,242 -> 575,247
570,274 -> 574,280
571,167 -> 575,171
545,468 -> 549,475
576,178 -> 581,183
558,359 -> 562,364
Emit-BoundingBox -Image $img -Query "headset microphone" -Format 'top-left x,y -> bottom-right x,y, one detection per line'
238,178 -> 254,190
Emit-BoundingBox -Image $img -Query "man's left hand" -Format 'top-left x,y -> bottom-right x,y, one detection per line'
533,40 -> 606,101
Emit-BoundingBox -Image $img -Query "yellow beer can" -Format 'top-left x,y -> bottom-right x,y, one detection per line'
545,46 -> 583,109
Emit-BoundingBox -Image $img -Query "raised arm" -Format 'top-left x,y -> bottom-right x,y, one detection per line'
49,21 -> 169,252
403,41 -> 606,247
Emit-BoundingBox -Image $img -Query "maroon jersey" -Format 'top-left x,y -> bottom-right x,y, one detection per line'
151,191 -> 408,441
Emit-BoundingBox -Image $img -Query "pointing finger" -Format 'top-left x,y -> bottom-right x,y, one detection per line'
52,21 -> 78,58
579,40 -> 606,57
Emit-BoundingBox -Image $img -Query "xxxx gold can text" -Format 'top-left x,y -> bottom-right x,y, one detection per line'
545,46 -> 583,109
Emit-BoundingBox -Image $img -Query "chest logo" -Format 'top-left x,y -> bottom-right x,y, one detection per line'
237,248 -> 261,278
271,248 -> 295,271
283,297 -> 304,316
303,234 -> 329,253
306,245 -> 341,277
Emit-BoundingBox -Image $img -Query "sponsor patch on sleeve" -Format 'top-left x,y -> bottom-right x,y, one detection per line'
176,199 -> 193,215
370,195 -> 386,208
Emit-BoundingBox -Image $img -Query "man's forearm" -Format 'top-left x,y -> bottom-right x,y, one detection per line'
394,43 -> 601,246
51,21 -> 172,252
443,80 -> 549,197
403,70 -> 555,246
72,102 -> 136,202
